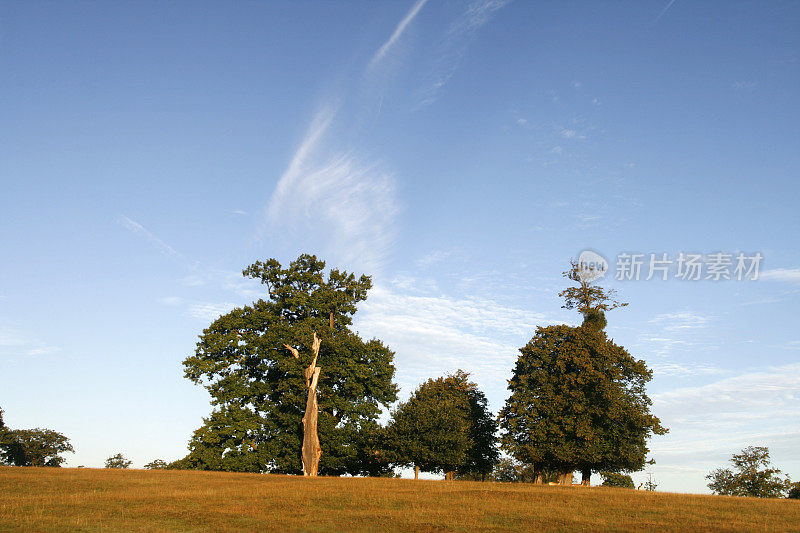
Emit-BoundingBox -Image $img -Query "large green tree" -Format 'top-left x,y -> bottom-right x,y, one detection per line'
388,371 -> 498,480
181,254 -> 398,475
707,446 -> 791,498
499,265 -> 665,486
2,428 -> 74,467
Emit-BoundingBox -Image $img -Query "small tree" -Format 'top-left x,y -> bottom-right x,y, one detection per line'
788,482 -> 800,499
706,446 -> 791,498
105,453 -> 132,469
601,472 -> 635,488
144,459 -> 168,469
643,472 -> 658,491
388,371 -> 498,480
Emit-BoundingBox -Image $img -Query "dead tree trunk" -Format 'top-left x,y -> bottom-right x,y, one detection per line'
284,332 -> 323,477
414,465 -> 420,480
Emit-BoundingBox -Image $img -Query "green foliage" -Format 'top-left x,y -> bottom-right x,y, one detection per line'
144,459 -> 168,469
105,453 -> 132,469
787,482 -> 800,499
499,269 -> 663,481
181,254 -> 398,475
0,407 -> 25,466
0,415 -> 74,467
388,371 -> 498,478
558,260 -> 626,330
498,324 -> 666,479
706,447 -> 791,498
601,472 -> 635,488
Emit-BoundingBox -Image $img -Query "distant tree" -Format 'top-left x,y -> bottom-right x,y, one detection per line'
787,482 -> 800,499
499,266 -> 665,486
182,255 -> 398,476
486,457 -> 557,483
706,446 -> 791,498
388,371 -> 498,480
601,472 -> 635,488
643,472 -> 658,491
105,453 -> 132,469
487,458 -> 522,482
1,423 -> 74,467
144,459 -> 168,469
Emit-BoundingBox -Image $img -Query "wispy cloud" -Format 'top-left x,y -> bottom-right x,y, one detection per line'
370,0 -> 429,68
649,362 -> 725,377
655,0 -> 677,22
650,311 -> 711,331
0,326 -> 60,357
263,108 -> 401,274
188,302 -> 237,322
760,268 -> 800,284
418,0 -> 512,105
731,80 -> 758,92
118,215 -> 178,257
356,284 -> 558,404
415,250 -> 452,268
654,363 -> 800,424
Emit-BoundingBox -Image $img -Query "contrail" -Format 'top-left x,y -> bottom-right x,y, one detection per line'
370,0 -> 429,67
655,0 -> 677,22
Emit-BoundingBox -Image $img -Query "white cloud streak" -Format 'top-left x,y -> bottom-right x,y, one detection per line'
188,302 -> 238,322
118,215 -> 178,257
264,109 -> 401,274
419,0 -> 512,105
355,284 -> 557,404
370,0 -> 429,68
760,268 -> 800,284
0,326 -> 60,357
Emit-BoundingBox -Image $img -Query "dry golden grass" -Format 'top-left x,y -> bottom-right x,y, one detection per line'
1,467 -> 798,532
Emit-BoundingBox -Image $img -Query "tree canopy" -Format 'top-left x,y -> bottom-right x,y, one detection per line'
181,254 -> 398,475
105,453 -> 132,469
499,267 -> 665,485
706,446 -> 791,498
1,428 -> 74,467
387,370 -> 498,479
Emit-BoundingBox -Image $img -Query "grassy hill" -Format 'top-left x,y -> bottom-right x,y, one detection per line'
1,467 -> 798,531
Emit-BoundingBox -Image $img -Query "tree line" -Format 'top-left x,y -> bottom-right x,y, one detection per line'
4,253 -> 794,497
167,254 -> 665,486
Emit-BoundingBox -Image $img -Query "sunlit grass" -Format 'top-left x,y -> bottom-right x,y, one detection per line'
1,467 -> 798,531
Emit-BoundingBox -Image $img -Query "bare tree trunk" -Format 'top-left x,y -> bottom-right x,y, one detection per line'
532,464 -> 543,484
285,333 -> 323,477
414,465 -> 419,480
558,469 -> 573,486
445,471 -> 455,481
581,468 -> 591,486
301,366 -> 321,476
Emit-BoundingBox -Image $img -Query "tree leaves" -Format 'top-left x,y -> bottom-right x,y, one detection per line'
181,254 -> 398,475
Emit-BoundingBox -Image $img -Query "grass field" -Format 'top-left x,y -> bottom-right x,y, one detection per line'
1,467 -> 798,532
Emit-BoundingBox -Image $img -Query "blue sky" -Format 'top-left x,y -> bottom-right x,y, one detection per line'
1,1 -> 798,492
